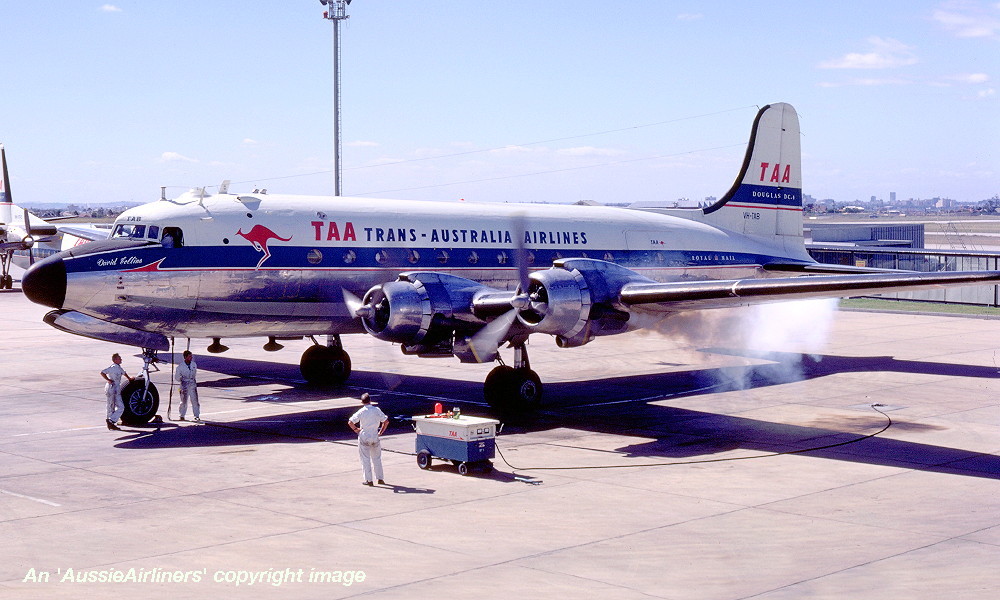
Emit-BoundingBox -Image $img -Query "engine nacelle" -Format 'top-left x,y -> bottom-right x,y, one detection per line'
516,258 -> 656,346
5,226 -> 34,249
360,279 -> 433,344
517,267 -> 592,340
359,272 -> 510,350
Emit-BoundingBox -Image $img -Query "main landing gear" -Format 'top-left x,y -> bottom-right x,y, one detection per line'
484,343 -> 542,418
1,252 -> 14,290
120,348 -> 161,426
300,334 -> 352,386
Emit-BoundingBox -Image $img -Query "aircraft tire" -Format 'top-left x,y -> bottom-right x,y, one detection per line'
485,366 -> 542,418
484,365 -> 515,409
120,379 -> 159,426
510,368 -> 543,409
300,345 -> 352,386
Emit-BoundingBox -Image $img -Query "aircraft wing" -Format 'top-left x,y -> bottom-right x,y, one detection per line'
348,257 -> 1000,366
763,262 -> 901,275
618,270 -> 1000,312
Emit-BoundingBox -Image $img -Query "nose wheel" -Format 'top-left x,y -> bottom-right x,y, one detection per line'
120,348 -> 161,425
120,379 -> 160,426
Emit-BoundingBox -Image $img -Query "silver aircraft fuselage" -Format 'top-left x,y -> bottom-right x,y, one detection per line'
22,191 -> 810,340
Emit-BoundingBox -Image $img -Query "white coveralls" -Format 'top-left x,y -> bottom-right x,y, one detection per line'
175,359 -> 200,419
101,363 -> 127,423
349,404 -> 388,483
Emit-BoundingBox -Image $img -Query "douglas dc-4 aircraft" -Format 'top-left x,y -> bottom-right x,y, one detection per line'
21,103 -> 1000,424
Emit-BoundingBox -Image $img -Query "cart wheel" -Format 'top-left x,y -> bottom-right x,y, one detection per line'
458,462 -> 470,476
417,450 -> 432,470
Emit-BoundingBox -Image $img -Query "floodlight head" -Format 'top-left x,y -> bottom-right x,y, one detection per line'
319,0 -> 328,5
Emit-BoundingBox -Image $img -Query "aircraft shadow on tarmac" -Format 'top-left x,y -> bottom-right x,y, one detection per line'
116,348 -> 1000,481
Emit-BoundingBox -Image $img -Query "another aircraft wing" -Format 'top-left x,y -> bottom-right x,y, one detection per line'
56,225 -> 110,243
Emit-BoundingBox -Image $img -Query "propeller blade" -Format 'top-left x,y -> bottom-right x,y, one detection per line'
342,288 -> 370,319
466,309 -> 517,362
510,212 -> 530,294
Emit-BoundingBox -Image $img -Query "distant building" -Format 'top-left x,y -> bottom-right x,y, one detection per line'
808,223 -> 925,248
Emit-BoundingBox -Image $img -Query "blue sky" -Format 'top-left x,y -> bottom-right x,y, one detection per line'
1,1 -> 997,207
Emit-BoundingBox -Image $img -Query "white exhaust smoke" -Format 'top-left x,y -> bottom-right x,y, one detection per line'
634,298 -> 840,390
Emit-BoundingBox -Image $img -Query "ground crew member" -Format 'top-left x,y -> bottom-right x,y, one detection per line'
175,350 -> 200,421
100,353 -> 133,430
348,393 -> 389,486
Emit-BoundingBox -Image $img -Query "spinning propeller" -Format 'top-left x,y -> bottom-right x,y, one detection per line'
340,212 -> 553,360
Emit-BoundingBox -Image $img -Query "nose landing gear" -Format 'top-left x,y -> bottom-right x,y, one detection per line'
120,348 -> 161,426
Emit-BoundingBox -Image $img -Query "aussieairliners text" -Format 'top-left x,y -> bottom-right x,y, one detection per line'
21,566 -> 366,587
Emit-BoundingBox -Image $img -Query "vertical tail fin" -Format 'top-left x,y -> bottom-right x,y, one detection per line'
0,144 -> 12,226
701,103 -> 803,245
0,147 -> 56,246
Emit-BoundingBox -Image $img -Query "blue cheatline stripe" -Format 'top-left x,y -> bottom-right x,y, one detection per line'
62,245 -> 812,274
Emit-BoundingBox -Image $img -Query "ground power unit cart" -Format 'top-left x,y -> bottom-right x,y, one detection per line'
413,414 -> 500,475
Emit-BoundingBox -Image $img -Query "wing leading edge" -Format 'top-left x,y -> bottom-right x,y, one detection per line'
618,269 -> 1000,312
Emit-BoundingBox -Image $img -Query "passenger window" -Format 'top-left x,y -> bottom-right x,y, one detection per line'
147,225 -> 160,240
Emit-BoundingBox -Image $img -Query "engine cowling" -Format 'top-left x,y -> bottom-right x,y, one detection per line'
360,279 -> 433,344
358,272 -> 513,353
3,225 -> 34,249
517,266 -> 591,342
515,258 -> 657,346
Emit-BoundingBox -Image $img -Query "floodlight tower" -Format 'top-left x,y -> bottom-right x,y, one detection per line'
320,0 -> 351,196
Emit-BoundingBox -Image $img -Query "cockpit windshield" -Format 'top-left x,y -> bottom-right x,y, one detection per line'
111,223 -> 147,239
108,224 -> 181,246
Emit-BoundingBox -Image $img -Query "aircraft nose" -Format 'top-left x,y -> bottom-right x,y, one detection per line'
22,255 -> 67,309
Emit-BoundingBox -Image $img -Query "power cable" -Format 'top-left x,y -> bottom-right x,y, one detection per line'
353,142 -> 745,197
162,105 -> 757,192
343,105 -> 758,172
494,404 -> 893,472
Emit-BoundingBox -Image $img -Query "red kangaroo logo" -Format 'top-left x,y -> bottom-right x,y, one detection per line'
236,225 -> 292,270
